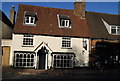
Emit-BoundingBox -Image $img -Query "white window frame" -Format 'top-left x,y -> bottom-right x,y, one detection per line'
22,35 -> 34,47
24,16 -> 35,25
53,54 -> 74,68
61,19 -> 70,27
57,15 -> 71,28
14,52 -> 35,68
61,37 -> 72,49
110,25 -> 120,35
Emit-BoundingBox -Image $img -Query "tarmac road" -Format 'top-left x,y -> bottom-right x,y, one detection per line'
2,68 -> 120,80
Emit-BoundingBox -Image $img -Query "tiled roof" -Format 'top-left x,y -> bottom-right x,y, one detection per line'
14,4 -> 119,40
86,11 -> 119,40
14,4 -> 90,38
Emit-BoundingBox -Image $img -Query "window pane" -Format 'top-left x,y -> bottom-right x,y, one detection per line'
111,29 -> 116,34
15,53 -> 35,67
59,15 -> 71,28
25,17 -> 29,23
31,54 -> 34,58
62,37 -> 71,48
53,54 -> 74,68
23,35 -> 33,46
61,19 -> 65,26
31,17 -> 34,23
25,16 -> 35,25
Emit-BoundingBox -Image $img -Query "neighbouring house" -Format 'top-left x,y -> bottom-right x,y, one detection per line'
0,6 -> 16,66
1,1 -> 120,70
86,12 -> 120,68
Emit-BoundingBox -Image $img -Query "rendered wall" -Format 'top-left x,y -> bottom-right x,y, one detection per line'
10,34 -> 90,67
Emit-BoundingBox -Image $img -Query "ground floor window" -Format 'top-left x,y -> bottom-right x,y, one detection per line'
53,54 -> 74,68
14,52 -> 35,68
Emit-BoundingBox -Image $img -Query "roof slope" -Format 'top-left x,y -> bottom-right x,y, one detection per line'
0,10 -> 13,28
14,4 -> 90,38
14,4 -> 119,40
86,12 -> 119,40
0,10 -> 13,39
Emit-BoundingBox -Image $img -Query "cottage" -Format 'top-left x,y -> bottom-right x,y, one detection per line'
1,0 -> 120,70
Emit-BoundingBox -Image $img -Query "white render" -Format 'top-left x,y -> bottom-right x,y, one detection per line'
2,33 -> 90,69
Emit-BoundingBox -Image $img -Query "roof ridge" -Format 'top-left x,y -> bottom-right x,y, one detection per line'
19,4 -> 118,16
86,11 -> 118,16
19,4 -> 74,11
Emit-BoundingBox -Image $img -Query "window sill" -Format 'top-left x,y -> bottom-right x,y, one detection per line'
110,34 -> 119,35
61,47 -> 72,49
23,24 -> 36,26
22,45 -> 34,47
59,26 -> 72,28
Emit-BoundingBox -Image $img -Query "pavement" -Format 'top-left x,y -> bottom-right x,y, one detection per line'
1,66 -> 120,80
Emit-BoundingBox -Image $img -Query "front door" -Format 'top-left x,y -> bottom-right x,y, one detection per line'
2,46 -> 10,66
39,53 -> 46,69
37,47 -> 47,69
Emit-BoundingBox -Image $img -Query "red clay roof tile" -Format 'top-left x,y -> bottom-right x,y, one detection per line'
14,4 -> 91,38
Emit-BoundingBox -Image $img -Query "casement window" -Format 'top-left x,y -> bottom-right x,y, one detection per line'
62,37 -> 71,48
110,25 -> 120,35
57,15 -> 71,28
23,35 -> 34,46
24,11 -> 37,25
14,52 -> 35,68
53,54 -> 74,68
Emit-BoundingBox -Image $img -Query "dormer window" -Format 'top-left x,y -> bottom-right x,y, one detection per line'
24,11 -> 37,25
110,25 -> 120,35
57,15 -> 71,28
25,16 -> 35,25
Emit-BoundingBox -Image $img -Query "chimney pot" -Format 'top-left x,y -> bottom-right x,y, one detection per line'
10,5 -> 16,25
12,5 -> 15,9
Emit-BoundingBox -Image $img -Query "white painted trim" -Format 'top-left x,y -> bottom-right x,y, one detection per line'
57,14 -> 72,28
61,37 -> 72,49
14,52 -> 35,68
102,18 -> 120,35
57,14 -> 60,27
110,25 -> 120,35
102,18 -> 111,34
45,54 -> 48,70
34,42 -> 52,53
22,34 -> 34,47
34,42 -> 53,70
23,11 -> 36,26
52,54 -> 74,68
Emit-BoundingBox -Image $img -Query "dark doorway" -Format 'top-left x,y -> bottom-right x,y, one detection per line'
37,47 -> 47,69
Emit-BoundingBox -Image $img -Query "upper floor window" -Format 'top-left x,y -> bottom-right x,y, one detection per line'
62,37 -> 71,48
24,11 -> 37,25
57,15 -> 71,28
23,35 -> 34,46
110,25 -> 120,35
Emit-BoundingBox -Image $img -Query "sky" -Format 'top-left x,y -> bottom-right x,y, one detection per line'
1,2 -> 119,19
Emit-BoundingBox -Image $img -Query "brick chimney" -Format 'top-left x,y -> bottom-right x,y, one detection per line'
10,5 -> 16,24
74,0 -> 86,19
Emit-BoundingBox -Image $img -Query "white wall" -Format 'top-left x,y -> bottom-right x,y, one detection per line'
9,34 -> 90,67
2,39 -> 12,46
